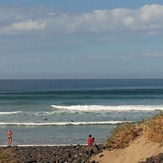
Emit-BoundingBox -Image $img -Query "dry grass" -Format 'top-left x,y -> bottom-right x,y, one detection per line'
143,112 -> 163,143
105,112 -> 163,150
105,122 -> 142,149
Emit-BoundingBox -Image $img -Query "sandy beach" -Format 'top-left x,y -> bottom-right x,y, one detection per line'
91,136 -> 163,163
91,112 -> 163,163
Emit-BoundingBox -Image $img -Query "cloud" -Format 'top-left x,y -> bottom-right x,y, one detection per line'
0,4 -> 163,35
3,19 -> 46,32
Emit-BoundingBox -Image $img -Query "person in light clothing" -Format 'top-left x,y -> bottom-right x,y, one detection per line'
7,129 -> 12,146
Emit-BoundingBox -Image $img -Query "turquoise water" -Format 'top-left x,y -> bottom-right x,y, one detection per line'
0,79 -> 163,145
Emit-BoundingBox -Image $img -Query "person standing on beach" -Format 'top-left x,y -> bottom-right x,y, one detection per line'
7,130 -> 12,146
87,134 -> 94,146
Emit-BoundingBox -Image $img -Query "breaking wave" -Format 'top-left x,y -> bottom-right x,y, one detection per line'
51,105 -> 163,112
0,111 -> 22,115
0,121 -> 130,126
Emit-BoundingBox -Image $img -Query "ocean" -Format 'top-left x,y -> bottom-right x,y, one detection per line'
0,79 -> 163,146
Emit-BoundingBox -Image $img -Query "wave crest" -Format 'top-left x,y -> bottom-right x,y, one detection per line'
0,121 -> 129,126
51,105 -> 163,112
0,111 -> 22,115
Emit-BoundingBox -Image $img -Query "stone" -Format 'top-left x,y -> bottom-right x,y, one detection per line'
99,154 -> 104,158
92,146 -> 99,154
0,144 -> 104,163
67,158 -> 74,163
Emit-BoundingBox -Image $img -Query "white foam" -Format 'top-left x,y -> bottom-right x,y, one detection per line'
0,144 -> 86,147
51,105 -> 163,112
0,121 -> 129,126
0,111 -> 22,115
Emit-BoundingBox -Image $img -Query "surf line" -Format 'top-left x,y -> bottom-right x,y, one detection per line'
0,121 -> 132,126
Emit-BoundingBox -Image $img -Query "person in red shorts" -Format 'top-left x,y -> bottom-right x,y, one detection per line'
7,129 -> 12,146
87,134 -> 94,146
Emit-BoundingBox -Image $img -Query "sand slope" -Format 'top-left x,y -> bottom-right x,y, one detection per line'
91,136 -> 163,163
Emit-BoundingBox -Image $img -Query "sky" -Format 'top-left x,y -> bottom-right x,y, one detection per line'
0,0 -> 163,79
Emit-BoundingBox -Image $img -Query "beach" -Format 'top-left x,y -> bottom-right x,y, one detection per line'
1,136 -> 163,163
1,79 -> 163,162
1,113 -> 163,163
91,112 -> 163,163
91,136 -> 163,163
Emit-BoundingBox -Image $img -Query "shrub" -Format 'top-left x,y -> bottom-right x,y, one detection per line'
105,122 -> 142,149
143,112 -> 163,143
105,112 -> 163,150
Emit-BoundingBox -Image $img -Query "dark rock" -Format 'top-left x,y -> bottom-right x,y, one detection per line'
156,153 -> 163,160
72,160 -> 81,163
67,157 -> 74,163
90,160 -> 96,163
24,158 -> 37,163
81,153 -> 89,159
59,158 -> 65,163
145,157 -> 153,163
139,153 -> 163,163
86,146 -> 93,155
99,154 -> 104,158
92,146 -> 99,154
0,144 -> 104,163
62,151 -> 71,160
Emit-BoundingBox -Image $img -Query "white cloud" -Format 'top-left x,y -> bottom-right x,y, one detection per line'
0,19 -> 47,34
0,4 -> 163,35
12,19 -> 46,30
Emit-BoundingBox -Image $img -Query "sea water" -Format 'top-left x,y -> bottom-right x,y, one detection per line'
0,79 -> 163,145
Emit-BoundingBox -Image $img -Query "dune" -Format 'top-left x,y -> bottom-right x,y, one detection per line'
90,113 -> 163,163
91,136 -> 163,163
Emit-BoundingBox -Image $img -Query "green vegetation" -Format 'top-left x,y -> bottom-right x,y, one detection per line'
105,112 -> 163,149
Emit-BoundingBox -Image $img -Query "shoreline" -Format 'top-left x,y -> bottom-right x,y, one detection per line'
0,143 -> 88,147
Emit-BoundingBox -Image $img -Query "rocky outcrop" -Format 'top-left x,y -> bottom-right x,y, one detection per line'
139,153 -> 163,163
1,144 -> 104,163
